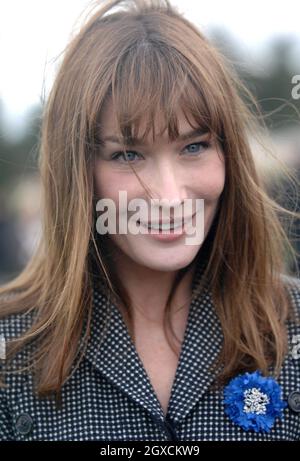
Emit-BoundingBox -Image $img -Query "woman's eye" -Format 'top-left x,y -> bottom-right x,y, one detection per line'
183,141 -> 211,155
111,151 -> 141,163
110,141 -> 211,163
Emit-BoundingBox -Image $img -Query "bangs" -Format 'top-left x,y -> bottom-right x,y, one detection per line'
94,41 -> 224,146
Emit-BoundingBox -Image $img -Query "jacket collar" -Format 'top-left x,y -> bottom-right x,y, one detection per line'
82,262 -> 223,423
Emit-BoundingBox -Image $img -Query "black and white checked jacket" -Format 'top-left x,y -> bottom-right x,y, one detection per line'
1,268 -> 300,441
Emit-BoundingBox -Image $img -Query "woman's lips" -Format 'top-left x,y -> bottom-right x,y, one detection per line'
138,213 -> 195,230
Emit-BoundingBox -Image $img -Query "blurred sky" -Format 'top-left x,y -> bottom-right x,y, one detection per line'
1,0 -> 300,132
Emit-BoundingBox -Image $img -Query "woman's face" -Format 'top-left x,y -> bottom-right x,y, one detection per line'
94,99 -> 225,272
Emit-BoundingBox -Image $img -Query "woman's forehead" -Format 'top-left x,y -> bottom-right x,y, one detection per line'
100,99 -> 199,141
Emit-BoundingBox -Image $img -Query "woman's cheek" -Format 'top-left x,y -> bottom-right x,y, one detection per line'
94,163 -> 122,199
196,174 -> 225,202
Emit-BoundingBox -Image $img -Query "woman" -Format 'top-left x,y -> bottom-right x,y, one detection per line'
1,0 -> 300,441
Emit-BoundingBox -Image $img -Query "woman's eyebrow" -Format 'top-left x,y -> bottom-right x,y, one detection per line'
102,127 -> 209,146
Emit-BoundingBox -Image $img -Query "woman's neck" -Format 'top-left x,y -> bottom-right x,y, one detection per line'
111,252 -> 198,327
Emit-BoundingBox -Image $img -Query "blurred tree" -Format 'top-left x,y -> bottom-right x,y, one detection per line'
0,102 -> 42,282
0,103 -> 41,188
244,38 -> 300,131
209,30 -> 300,131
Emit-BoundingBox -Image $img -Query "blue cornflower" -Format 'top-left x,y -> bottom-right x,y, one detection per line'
223,370 -> 287,433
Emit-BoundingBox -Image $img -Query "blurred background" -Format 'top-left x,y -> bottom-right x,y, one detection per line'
0,0 -> 300,284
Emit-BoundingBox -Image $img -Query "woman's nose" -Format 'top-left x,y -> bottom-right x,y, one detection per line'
150,161 -> 186,203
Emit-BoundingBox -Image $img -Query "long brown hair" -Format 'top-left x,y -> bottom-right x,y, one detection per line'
1,0 -> 299,402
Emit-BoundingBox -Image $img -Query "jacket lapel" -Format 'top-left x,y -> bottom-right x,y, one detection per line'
83,262 -> 223,423
166,286 -> 223,423
83,286 -> 165,420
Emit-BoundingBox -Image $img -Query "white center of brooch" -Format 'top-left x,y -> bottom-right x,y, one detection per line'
243,387 -> 270,414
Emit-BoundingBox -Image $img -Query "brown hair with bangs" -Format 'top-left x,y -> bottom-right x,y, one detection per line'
1,0 -> 300,403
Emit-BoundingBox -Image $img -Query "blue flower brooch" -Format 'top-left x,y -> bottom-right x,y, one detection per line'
223,371 -> 287,432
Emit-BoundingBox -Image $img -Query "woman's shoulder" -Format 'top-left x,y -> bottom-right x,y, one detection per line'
280,272 -> 300,290
278,274 -> 300,363
280,273 -> 300,319
0,291 -> 33,440
0,291 -> 36,363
